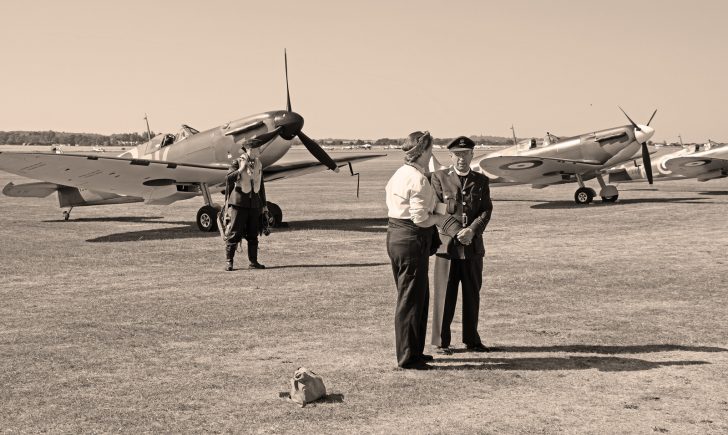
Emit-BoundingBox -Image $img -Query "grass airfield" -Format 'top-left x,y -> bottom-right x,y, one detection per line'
1,148 -> 727,433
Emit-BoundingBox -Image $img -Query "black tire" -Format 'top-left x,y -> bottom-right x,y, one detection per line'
196,205 -> 219,232
602,194 -> 619,203
266,201 -> 283,227
574,187 -> 594,205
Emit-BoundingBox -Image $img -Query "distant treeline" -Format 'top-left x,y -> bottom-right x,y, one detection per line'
0,131 -> 153,146
1,130 -> 517,147
319,135 -> 517,146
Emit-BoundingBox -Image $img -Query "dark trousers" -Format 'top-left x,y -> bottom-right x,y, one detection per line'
386,218 -> 432,367
432,255 -> 483,348
225,205 -> 260,263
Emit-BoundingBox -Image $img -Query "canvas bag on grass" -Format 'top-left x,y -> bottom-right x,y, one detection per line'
290,367 -> 326,407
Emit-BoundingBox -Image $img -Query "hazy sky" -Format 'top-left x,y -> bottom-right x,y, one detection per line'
1,0 -> 726,142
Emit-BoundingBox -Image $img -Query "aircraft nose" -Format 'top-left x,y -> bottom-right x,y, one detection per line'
635,125 -> 655,144
275,111 -> 304,140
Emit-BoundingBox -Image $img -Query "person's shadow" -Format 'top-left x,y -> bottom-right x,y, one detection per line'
433,356 -> 709,372
433,344 -> 725,372
484,344 -> 727,354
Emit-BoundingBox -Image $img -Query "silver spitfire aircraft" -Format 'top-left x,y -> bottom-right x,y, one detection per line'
475,108 -> 657,204
608,140 -> 728,183
0,53 -> 382,231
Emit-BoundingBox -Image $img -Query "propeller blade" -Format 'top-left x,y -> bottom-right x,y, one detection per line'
618,106 -> 641,131
647,109 -> 657,126
641,142 -> 654,184
245,127 -> 282,148
284,49 -> 292,112
298,130 -> 339,171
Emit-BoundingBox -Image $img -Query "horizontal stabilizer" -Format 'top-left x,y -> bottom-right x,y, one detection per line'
3,181 -> 58,198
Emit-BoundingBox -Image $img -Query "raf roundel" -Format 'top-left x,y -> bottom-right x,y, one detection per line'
499,160 -> 544,170
682,159 -> 711,167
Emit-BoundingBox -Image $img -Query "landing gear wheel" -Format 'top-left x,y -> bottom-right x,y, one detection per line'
266,201 -> 283,227
602,194 -> 619,203
574,187 -> 595,205
63,210 -> 70,221
197,205 -> 219,232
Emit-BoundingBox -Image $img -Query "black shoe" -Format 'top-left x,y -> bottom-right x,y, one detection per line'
421,354 -> 434,361
401,360 -> 432,370
225,260 -> 233,271
435,346 -> 453,355
249,262 -> 266,269
466,343 -> 490,352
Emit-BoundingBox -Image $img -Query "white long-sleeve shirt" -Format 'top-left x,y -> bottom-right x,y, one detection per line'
385,163 -> 436,224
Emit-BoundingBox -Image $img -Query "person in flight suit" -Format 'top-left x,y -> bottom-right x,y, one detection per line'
224,143 -> 268,271
430,136 -> 493,354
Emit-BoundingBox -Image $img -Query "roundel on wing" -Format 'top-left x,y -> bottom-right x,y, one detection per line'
682,159 -> 711,167
499,160 -> 543,170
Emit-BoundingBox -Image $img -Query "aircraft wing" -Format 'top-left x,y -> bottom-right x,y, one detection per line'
263,153 -> 385,181
664,156 -> 728,180
0,151 -> 228,201
479,155 -> 603,183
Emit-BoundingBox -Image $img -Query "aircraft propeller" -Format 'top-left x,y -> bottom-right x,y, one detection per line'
282,50 -> 339,172
619,106 -> 657,184
246,126 -> 283,148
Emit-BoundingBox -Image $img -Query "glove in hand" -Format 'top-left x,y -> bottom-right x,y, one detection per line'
440,215 -> 463,238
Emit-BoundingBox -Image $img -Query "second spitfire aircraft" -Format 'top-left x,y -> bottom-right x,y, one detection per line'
473,108 -> 657,204
608,139 -> 728,183
0,52 -> 383,231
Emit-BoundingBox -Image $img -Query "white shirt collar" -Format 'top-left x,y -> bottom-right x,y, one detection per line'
453,167 -> 470,177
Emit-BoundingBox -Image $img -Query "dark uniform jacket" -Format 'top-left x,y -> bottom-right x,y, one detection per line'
431,168 -> 492,258
225,163 -> 267,209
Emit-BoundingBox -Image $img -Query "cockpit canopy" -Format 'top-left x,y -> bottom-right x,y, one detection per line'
174,124 -> 199,144
142,125 -> 200,155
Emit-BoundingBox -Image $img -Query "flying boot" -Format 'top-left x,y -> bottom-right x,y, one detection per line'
247,239 -> 265,269
225,244 -> 235,271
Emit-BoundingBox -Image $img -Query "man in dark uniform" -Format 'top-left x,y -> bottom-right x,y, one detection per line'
430,136 -> 493,354
224,144 -> 268,271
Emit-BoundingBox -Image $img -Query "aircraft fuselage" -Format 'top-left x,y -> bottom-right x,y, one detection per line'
118,110 -> 297,170
487,125 -> 641,168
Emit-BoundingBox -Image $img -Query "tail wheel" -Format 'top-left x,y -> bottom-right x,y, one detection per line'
574,187 -> 595,205
196,205 -> 219,232
266,201 -> 283,227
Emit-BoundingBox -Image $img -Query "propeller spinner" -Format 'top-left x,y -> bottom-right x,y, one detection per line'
241,51 -> 339,173
619,107 -> 657,184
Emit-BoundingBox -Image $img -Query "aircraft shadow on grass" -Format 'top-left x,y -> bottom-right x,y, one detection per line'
699,190 -> 728,196
264,262 -> 388,270
432,356 -> 709,372
277,218 -> 387,233
86,221 -> 217,243
527,197 -> 720,210
85,217 -> 387,243
44,216 -> 167,224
